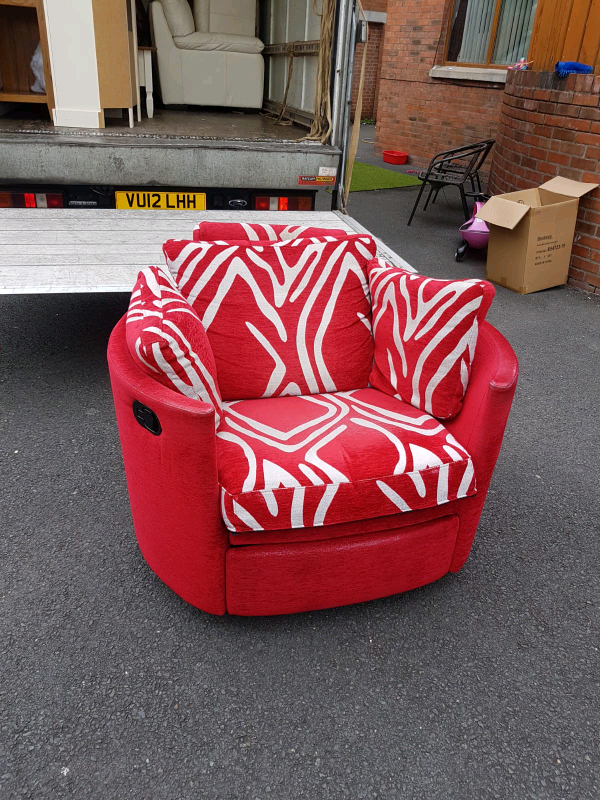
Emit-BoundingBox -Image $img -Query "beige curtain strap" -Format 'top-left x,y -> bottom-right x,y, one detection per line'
274,44 -> 299,126
303,0 -> 336,143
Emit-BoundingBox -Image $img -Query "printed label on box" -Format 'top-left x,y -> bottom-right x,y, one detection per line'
534,234 -> 567,268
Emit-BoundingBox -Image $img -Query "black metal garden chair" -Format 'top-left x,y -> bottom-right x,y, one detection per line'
407,140 -> 495,225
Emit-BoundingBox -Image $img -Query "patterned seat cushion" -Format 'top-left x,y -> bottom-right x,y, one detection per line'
126,265 -> 223,425
192,221 -> 350,242
368,259 -> 495,420
217,388 -> 476,533
164,235 -> 377,400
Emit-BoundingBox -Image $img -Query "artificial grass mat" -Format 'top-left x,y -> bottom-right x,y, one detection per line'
349,161 -> 421,192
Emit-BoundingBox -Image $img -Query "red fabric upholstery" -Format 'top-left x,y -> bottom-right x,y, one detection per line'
227,501 -> 460,545
368,259 -> 495,419
444,321 -> 519,571
126,265 -> 222,424
163,236 -> 377,400
193,221 -> 349,242
218,389 -> 475,533
226,516 -> 460,615
108,317 -> 228,615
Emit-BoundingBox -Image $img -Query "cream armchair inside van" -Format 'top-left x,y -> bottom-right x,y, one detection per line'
150,0 -> 264,108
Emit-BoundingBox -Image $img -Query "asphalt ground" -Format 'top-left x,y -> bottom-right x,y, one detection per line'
1,146 -> 600,799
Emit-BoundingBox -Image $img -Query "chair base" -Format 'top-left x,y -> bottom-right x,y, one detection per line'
226,515 -> 460,615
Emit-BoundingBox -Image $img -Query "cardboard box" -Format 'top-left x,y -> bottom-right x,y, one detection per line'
478,176 -> 599,294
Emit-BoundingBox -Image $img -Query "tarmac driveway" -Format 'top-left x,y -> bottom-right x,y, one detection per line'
1,185 -> 599,800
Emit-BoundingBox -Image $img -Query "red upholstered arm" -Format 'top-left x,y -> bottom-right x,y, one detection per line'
445,321 -> 518,471
107,316 -> 228,615
445,321 -> 519,570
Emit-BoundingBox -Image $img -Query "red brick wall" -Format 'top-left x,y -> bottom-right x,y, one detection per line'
489,70 -> 600,295
350,1 -> 387,120
374,0 -> 505,172
351,23 -> 385,120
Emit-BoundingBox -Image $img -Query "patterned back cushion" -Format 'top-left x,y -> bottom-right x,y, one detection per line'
368,259 -> 495,420
163,235 -> 377,401
126,265 -> 223,426
192,221 -> 349,243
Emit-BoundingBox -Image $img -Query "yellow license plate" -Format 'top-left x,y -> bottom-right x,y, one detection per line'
116,191 -> 206,210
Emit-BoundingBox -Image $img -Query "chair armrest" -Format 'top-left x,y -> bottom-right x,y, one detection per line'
445,320 -> 518,488
107,316 -> 228,614
444,321 -> 518,571
423,141 -> 494,180
173,31 -> 264,53
150,2 -> 185,104
150,2 -> 178,53
421,153 -> 471,181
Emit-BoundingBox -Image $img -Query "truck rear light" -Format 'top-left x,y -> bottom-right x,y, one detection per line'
46,193 -> 64,208
254,194 -> 313,211
0,191 -> 64,208
284,197 -> 313,211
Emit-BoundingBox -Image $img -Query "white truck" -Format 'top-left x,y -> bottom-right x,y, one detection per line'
0,0 -> 363,215
0,0 -> 411,294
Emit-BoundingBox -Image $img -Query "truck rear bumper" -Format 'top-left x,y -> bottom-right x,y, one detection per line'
0,131 -> 341,190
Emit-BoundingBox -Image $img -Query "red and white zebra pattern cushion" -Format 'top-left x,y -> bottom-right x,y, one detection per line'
192,221 -> 349,243
126,265 -> 222,425
368,259 -> 495,420
216,388 -> 476,533
164,235 -> 377,401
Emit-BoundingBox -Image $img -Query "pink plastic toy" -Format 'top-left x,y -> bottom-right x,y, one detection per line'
455,198 -> 489,261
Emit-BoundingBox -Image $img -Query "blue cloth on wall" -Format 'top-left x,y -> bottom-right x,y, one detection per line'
555,61 -> 593,78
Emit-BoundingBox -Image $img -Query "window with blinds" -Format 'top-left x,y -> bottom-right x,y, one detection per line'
445,0 -> 538,66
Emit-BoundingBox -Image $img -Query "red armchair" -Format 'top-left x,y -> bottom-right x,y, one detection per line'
108,229 -> 518,616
